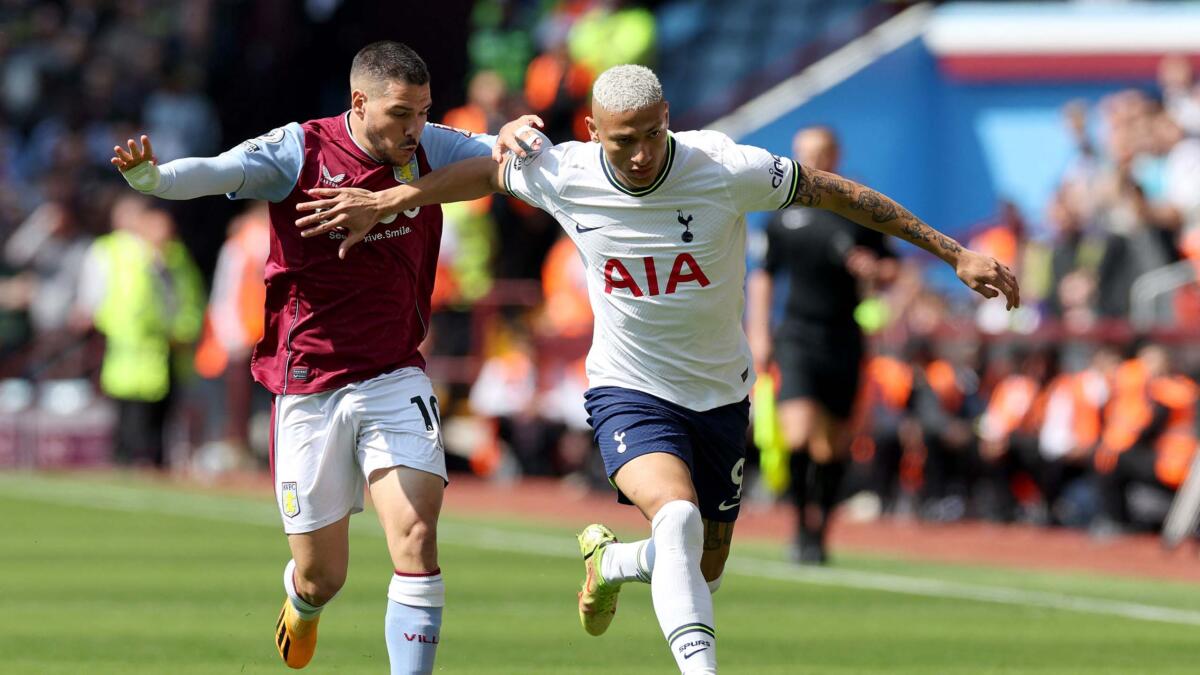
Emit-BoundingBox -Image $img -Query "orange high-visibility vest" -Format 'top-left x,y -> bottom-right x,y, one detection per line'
1150,376 -> 1198,488
1098,359 -> 1151,460
1035,371 -> 1104,455
926,360 -> 963,413
866,355 -> 913,411
194,216 -> 268,378
524,54 -> 593,112
541,236 -> 593,338
979,374 -> 1038,441
971,226 -> 1019,269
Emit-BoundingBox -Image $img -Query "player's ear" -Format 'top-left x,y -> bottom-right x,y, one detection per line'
585,116 -> 599,143
351,89 -> 368,119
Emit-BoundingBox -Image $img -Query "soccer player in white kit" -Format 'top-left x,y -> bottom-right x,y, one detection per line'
295,65 -> 1019,674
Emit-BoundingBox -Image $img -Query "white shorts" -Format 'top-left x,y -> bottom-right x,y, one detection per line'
271,367 -> 447,534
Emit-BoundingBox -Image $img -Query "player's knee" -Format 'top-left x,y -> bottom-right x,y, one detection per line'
404,518 -> 437,546
646,492 -> 699,521
294,562 -> 347,604
393,518 -> 439,566
651,500 -> 703,552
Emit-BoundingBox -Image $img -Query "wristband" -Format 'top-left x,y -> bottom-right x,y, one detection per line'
515,125 -> 539,154
122,162 -> 161,193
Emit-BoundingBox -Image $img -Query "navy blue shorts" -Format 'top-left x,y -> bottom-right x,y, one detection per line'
584,386 -> 750,522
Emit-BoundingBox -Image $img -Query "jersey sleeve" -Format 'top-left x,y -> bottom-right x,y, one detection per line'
421,123 -> 497,170
224,123 -> 305,202
719,135 -> 801,213
501,140 -> 561,213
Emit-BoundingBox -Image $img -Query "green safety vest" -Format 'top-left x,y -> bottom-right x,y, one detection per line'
92,231 -> 204,402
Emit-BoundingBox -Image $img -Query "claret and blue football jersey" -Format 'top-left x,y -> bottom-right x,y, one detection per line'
221,115 -> 495,395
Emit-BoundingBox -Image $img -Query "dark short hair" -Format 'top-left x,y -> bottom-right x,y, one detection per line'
350,41 -> 429,87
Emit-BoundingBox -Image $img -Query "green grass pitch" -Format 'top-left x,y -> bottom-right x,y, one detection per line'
2,474 -> 1199,674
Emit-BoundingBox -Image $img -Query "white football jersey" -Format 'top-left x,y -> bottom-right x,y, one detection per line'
505,130 -> 800,411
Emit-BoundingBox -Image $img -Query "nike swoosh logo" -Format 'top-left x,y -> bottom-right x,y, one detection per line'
717,500 -> 740,511
684,648 -> 708,659
575,224 -> 603,233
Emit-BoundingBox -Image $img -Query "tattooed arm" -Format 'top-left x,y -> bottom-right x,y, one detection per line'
793,165 -> 1020,309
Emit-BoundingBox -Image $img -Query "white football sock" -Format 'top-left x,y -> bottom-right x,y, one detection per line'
283,559 -> 327,620
650,500 -> 717,673
600,539 -> 654,585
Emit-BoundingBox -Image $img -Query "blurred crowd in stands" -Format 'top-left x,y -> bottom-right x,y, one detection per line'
0,0 -> 1197,539
832,54 -> 1200,537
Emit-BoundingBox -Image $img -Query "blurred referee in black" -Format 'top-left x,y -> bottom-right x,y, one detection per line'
747,126 -> 898,564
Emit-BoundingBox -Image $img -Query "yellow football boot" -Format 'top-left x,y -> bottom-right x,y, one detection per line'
275,598 -> 320,668
577,523 -> 622,636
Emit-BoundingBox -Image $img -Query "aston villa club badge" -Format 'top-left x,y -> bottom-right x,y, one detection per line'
394,159 -> 418,184
282,482 -> 300,518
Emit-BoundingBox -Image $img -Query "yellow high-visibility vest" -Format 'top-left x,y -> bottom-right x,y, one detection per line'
92,231 -> 204,401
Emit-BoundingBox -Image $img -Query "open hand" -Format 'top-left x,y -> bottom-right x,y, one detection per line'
111,135 -> 156,172
955,249 -> 1020,310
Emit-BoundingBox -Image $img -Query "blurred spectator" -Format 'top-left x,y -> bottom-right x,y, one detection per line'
1085,92 -> 1174,318
0,198 -> 92,378
524,37 -> 593,142
468,319 -> 541,475
468,0 -> 536,89
1158,53 -> 1200,137
975,346 -> 1054,522
970,200 -> 1041,333
567,1 -> 656,74
1151,109 -> 1200,267
75,194 -> 204,468
537,233 -> 592,339
437,72 -> 510,314
1035,345 -> 1117,526
143,65 -> 221,162
538,354 -> 600,483
857,351 -> 915,515
1,199 -> 90,336
192,202 -> 269,470
1044,186 -> 1103,326
1093,344 -> 1199,535
905,339 -> 979,522
444,70 -> 511,136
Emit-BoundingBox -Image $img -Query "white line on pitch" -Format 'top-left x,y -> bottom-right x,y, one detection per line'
4,475 -> 1200,627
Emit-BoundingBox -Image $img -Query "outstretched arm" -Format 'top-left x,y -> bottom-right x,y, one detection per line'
112,135 -> 247,199
295,156 -> 508,258
295,120 -> 547,259
793,165 -> 1020,309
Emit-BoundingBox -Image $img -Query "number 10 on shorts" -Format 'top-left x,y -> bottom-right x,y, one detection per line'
411,395 -> 443,445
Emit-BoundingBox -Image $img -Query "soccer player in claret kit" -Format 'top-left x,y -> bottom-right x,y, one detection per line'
111,41 -> 538,673
295,65 -> 1020,674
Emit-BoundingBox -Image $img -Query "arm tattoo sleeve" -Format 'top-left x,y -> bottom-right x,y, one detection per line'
794,165 -> 962,258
